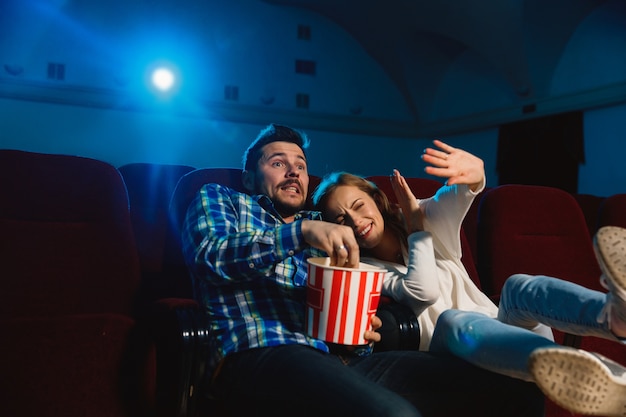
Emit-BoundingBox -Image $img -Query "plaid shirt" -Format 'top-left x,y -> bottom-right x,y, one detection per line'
181,183 -> 331,375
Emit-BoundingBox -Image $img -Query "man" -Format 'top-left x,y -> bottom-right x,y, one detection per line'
181,123 -> 544,417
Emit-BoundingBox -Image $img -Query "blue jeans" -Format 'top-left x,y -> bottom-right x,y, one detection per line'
210,343 -> 544,417
431,273 -> 617,381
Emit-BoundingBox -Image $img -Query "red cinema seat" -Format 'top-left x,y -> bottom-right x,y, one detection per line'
476,184 -> 615,417
477,184 -> 604,301
572,193 -> 605,237
0,150 -> 155,417
598,193 -> 626,229
119,162 -> 196,276
0,150 -> 196,417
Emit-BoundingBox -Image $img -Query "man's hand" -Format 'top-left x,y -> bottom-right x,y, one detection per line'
340,316 -> 381,354
302,220 -> 360,267
364,315 -> 382,344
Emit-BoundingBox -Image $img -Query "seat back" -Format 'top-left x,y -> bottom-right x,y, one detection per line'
576,189 -> 626,365
574,193 -> 626,371
366,175 -> 482,290
365,175 -> 443,206
0,149 -> 154,417
119,162 -> 196,276
597,193 -> 626,229
572,193 -> 605,237
462,187 -> 490,272
0,150 -> 141,317
477,184 -> 603,300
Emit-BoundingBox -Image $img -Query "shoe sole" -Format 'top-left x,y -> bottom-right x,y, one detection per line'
594,226 -> 626,292
529,348 -> 626,416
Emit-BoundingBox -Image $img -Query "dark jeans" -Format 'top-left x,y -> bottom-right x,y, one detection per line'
210,344 -> 545,417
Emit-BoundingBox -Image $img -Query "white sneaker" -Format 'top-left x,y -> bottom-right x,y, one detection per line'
529,347 -> 626,416
594,226 -> 626,326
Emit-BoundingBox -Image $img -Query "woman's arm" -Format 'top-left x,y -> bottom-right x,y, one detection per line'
396,140 -> 486,259
380,231 -> 440,316
380,170 -> 440,315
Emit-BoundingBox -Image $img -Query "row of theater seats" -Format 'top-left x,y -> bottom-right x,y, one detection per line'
116,162 -> 626,417
0,152 -> 204,417
2,149 -> 625,417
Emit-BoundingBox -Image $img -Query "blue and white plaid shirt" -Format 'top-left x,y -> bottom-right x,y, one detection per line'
181,183 -> 331,375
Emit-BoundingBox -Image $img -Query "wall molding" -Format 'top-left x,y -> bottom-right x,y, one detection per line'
1,77 -> 625,138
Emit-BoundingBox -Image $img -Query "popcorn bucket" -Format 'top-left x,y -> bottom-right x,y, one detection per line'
305,257 -> 386,345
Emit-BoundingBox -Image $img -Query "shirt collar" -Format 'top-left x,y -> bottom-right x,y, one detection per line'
254,194 -> 322,221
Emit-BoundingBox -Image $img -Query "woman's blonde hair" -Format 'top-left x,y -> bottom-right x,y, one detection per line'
311,171 -> 408,256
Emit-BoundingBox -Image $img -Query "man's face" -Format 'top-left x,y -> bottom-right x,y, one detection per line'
246,141 -> 309,218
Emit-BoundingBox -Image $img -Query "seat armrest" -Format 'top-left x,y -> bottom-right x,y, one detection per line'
147,298 -> 211,417
374,300 -> 420,352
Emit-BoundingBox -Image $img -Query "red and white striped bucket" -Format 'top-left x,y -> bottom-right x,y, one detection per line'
306,257 -> 386,345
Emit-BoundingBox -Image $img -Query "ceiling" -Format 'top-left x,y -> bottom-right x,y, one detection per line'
263,0 -> 615,122
1,0 -> 622,138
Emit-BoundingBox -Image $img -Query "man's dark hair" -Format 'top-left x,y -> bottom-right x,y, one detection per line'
242,124 -> 310,171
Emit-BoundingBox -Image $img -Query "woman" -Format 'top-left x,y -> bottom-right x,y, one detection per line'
312,139 -> 626,417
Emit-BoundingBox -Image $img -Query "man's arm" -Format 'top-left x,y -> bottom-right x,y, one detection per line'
181,183 -> 309,282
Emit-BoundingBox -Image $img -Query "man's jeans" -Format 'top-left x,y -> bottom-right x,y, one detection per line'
211,342 -> 544,417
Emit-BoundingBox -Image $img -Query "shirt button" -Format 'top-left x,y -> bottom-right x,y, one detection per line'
248,262 -> 255,269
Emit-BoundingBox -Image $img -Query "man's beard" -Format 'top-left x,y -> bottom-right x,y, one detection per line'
273,199 -> 304,218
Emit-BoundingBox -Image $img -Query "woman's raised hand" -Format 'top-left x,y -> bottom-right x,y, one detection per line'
390,169 -> 424,234
422,139 -> 485,192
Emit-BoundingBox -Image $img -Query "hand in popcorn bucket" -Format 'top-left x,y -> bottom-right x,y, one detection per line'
306,257 -> 386,345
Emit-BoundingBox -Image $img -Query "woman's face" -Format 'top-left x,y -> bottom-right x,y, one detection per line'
323,185 -> 385,249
